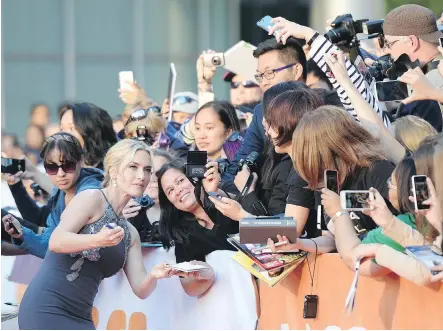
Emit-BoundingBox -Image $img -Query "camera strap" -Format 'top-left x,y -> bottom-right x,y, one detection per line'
236,173 -> 254,203
305,239 -> 318,295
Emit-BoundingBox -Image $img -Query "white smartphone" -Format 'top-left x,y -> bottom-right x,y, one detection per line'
119,71 -> 134,90
340,190 -> 374,211
411,175 -> 430,211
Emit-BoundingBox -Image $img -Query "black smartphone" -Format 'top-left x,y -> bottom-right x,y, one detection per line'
303,295 -> 318,319
412,175 -> 430,211
325,170 -> 339,194
375,80 -> 408,102
439,37 -> 443,48
185,151 -> 207,179
1,157 -> 25,174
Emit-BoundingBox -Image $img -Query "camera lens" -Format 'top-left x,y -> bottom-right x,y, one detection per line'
212,56 -> 221,66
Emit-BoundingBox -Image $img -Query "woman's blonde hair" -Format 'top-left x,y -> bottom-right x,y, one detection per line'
125,111 -> 166,138
392,115 -> 437,152
292,105 -> 385,189
103,139 -> 152,187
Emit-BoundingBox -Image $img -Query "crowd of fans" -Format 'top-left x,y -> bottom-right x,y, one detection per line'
1,3 -> 443,330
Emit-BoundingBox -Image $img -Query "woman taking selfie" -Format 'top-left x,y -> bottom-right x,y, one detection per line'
122,149 -> 173,240
157,158 -> 238,296
16,139 -> 178,330
60,102 -> 117,169
2,133 -> 103,258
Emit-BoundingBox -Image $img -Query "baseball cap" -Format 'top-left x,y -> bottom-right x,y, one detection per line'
383,4 -> 443,44
172,92 -> 198,114
223,71 -> 237,82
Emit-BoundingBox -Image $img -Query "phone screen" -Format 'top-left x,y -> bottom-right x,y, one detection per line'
344,192 -> 371,210
304,295 -> 318,319
376,80 -> 408,102
413,176 -> 430,210
1,158 -> 25,174
325,170 -> 339,194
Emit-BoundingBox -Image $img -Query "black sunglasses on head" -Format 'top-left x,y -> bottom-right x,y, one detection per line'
230,81 -> 258,89
125,106 -> 162,126
44,161 -> 78,175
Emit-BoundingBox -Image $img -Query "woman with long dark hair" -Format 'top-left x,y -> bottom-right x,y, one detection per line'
157,158 -> 238,296
60,102 -> 117,169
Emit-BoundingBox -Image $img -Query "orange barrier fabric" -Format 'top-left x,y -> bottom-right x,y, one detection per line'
257,253 -> 443,330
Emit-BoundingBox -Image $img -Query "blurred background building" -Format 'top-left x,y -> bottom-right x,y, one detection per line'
1,0 -> 442,140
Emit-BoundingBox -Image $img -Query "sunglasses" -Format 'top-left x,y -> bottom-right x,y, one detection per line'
44,161 -> 78,175
230,81 -> 258,89
173,95 -> 196,106
126,106 -> 162,126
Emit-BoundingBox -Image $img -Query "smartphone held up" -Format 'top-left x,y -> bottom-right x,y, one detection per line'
411,175 -> 430,211
1,157 -> 25,174
340,190 -> 373,211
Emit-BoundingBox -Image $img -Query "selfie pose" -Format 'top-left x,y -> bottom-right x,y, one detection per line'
17,140 -> 178,330
157,158 -> 239,296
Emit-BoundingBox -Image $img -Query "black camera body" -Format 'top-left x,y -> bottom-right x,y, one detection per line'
136,125 -> 155,146
325,14 -> 384,46
237,151 -> 259,174
185,151 -> 207,179
368,56 -> 393,81
325,14 -> 367,45
135,195 -> 155,210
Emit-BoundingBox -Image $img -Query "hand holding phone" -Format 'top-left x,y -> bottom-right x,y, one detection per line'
2,214 -> 23,237
257,15 -> 277,35
1,157 -> 25,175
412,175 -> 430,211
325,170 -> 339,194
340,190 -> 373,211
119,71 -> 134,91
375,80 -> 409,102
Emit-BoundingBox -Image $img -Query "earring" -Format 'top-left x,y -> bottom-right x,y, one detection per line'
112,179 -> 117,188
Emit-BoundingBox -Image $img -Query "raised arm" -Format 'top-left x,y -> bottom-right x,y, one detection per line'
324,51 -> 405,164
268,17 -> 390,128
49,190 -> 125,254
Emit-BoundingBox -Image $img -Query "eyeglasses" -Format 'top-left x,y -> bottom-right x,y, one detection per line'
230,81 -> 259,89
44,161 -> 78,175
173,96 -> 196,106
254,63 -> 298,83
378,35 -> 401,50
125,106 -> 162,126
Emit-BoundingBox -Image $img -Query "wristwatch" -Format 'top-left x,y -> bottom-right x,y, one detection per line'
332,211 -> 349,222
307,32 -> 320,47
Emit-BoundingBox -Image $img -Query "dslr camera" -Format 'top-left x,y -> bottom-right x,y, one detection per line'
185,151 -> 207,179
203,53 -> 225,67
325,14 -> 384,46
237,151 -> 259,174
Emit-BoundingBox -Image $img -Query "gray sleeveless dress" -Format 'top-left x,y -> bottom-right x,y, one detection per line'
18,193 -> 131,330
